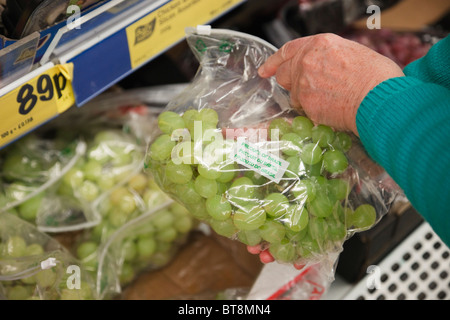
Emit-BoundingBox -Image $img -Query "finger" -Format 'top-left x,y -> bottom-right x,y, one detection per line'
274,61 -> 294,91
258,36 -> 313,78
259,249 -> 274,264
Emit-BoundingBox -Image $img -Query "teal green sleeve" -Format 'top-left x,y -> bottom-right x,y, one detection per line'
403,35 -> 450,90
356,35 -> 450,247
356,78 -> 450,247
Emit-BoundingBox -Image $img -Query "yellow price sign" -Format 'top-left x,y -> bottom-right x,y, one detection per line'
126,0 -> 243,69
0,63 -> 75,148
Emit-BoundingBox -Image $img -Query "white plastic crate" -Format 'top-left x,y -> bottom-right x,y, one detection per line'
339,222 -> 449,300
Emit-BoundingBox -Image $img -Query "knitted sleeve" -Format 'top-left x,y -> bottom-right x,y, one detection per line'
356,73 -> 450,246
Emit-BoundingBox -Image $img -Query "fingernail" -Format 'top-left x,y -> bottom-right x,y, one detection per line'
258,65 -> 266,77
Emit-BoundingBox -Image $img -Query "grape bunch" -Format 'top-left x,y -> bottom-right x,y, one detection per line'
73,171 -> 196,297
0,234 -> 94,300
147,108 -> 378,266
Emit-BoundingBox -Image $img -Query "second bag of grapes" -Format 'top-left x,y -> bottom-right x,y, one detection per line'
145,26 -> 399,271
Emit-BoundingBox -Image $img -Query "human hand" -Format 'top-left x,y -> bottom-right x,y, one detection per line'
258,33 -> 405,136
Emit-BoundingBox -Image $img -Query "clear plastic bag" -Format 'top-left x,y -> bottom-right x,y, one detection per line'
67,170 -> 197,300
145,26 -> 399,272
0,93 -> 160,233
0,212 -> 96,300
0,132 -> 88,231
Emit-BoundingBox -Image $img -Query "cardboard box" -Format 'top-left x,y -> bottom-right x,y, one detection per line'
119,230 -> 263,300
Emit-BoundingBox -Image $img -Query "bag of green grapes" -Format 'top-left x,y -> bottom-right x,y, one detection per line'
0,212 -> 96,300
146,26 -> 399,278
70,173 -> 197,300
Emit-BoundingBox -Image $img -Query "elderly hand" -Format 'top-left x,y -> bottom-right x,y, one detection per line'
258,33 -> 405,136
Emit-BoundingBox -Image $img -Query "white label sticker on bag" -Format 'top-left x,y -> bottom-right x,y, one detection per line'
234,140 -> 289,184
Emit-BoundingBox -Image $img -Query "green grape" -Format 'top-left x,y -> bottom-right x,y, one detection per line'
118,192 -> 137,216
158,111 -> 186,135
169,201 -> 189,216
300,143 -> 323,165
284,205 -> 309,232
152,210 -> 175,229
122,240 -> 137,262
198,108 -> 219,126
21,274 -> 37,285
110,146 -> 133,166
76,241 -> 98,260
174,215 -> 194,234
165,161 -> 193,184
194,175 -> 218,198
120,263 -> 135,285
304,161 -> 323,176
262,193 -> 289,218
285,156 -> 301,178
216,181 -> 229,195
197,163 -> 221,180
79,180 -> 100,202
205,194 -> 232,221
2,152 -> 42,181
97,174 -> 115,191
150,134 -> 176,161
210,218 -> 239,237
6,236 -> 27,257
83,160 -> 102,181
291,179 -> 316,203
280,133 -> 303,156
137,236 -> 157,258
243,171 -> 267,185
323,149 -> 349,174
291,116 -> 314,140
269,239 -> 297,263
311,125 -> 335,148
24,243 -> 44,256
93,130 -> 123,144
18,193 -> 43,221
62,167 -> 84,187
259,220 -> 285,243
216,163 -> 237,183
36,268 -> 57,288
182,109 -> 199,129
268,118 -> 291,138
349,204 -> 376,229
327,179 -> 350,201
60,283 -> 93,300
109,186 -> 129,205
308,217 -> 328,244
185,200 -> 210,220
327,219 -> 347,242
171,141 -> 195,165
109,208 -> 128,227
332,132 -> 352,152
233,205 -> 266,231
156,227 -> 178,242
227,177 -> 256,205
174,181 -> 202,205
285,227 -> 308,243
7,285 -> 30,300
296,233 -> 320,258
308,196 -> 336,218
127,173 -> 148,193
237,230 -> 262,246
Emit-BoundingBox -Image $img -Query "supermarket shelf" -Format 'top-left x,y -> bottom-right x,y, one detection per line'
323,221 -> 450,300
0,0 -> 246,150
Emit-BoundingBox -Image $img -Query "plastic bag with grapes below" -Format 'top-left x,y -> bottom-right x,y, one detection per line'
0,212 -> 96,300
10,94 -> 161,233
145,26 -> 399,274
0,131 -> 88,231
70,175 -> 197,300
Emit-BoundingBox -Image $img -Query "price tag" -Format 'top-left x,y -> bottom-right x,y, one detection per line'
126,0 -> 244,69
0,63 -> 75,148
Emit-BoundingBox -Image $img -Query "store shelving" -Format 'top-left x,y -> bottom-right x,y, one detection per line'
0,0 -> 246,150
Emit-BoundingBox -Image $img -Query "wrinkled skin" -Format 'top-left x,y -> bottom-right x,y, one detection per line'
258,33 -> 405,136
